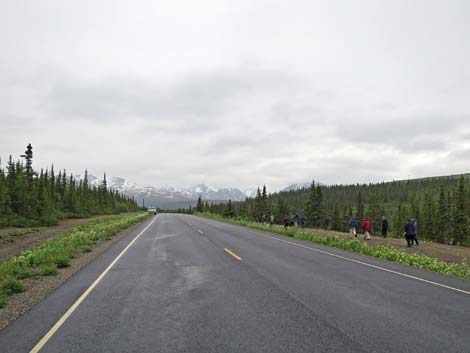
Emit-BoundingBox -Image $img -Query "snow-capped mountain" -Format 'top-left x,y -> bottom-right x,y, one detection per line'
74,175 -> 247,208
281,182 -> 311,192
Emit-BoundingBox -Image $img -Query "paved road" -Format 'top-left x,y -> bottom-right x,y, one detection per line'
1,214 -> 469,353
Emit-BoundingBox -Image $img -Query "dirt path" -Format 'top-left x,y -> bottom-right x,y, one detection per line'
272,225 -> 470,264
0,216 -> 116,261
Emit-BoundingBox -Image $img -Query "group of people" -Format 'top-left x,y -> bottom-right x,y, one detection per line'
348,216 -> 419,247
261,213 -> 420,247
348,216 -> 388,240
282,213 -> 306,229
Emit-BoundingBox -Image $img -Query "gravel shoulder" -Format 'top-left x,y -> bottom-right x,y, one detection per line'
0,215 -> 146,330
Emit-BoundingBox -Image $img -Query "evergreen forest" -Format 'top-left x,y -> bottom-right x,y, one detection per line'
0,144 -> 141,227
202,175 -> 470,246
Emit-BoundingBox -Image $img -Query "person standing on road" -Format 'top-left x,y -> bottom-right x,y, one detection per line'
381,216 -> 389,238
404,219 -> 415,247
361,217 -> 371,240
270,214 -> 275,228
349,217 -> 358,238
300,214 -> 306,229
324,215 -> 331,231
284,214 -> 289,230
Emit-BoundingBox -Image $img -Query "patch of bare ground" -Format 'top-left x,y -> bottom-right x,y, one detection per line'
272,225 -> 470,265
0,216 -> 144,330
0,215 -> 119,261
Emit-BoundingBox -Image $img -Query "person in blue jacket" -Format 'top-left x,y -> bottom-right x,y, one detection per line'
349,217 -> 358,238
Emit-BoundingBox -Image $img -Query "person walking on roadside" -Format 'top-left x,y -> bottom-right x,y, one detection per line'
404,219 -> 415,247
293,213 -> 299,227
270,214 -> 275,228
261,214 -> 266,225
381,216 -> 389,238
300,214 -> 306,229
362,217 -> 372,240
284,214 -> 289,230
349,217 -> 358,238
412,219 -> 419,245
324,215 -> 331,231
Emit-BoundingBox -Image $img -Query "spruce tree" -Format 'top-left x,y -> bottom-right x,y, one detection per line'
453,176 -> 468,245
196,195 -> 204,212
305,180 -> 322,227
436,185 -> 448,243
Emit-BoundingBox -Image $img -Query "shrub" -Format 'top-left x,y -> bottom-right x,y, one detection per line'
37,266 -> 59,276
1,278 -> 25,295
0,293 -> 7,308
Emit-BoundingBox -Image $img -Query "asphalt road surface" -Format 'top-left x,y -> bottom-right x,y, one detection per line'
1,214 -> 469,353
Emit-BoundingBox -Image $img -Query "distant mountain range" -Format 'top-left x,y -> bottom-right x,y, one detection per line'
74,174 -> 315,209
76,175 -> 249,209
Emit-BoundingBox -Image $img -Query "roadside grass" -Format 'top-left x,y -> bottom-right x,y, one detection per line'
0,228 -> 41,240
0,213 -> 150,308
197,213 -> 470,281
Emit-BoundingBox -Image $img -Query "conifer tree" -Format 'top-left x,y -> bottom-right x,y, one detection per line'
196,195 -> 204,212
305,180 -> 322,227
453,176 -> 468,245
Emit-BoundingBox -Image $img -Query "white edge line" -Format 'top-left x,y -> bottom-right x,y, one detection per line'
29,215 -> 160,353
220,222 -> 470,296
197,229 -> 203,234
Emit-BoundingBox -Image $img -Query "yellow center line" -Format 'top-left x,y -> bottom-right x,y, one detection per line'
224,247 -> 242,261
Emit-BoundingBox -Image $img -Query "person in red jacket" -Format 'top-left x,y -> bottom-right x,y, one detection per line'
362,217 -> 372,240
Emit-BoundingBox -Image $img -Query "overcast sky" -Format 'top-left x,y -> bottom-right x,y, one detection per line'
1,0 -> 469,191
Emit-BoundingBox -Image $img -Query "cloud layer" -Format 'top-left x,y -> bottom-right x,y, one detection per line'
1,0 -> 470,191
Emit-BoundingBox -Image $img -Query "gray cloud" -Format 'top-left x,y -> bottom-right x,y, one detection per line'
1,0 -> 470,191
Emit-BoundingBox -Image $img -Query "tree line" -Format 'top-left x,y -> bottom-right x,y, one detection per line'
0,144 -> 141,227
196,174 -> 470,247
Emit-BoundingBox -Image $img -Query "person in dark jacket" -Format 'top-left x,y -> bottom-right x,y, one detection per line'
324,216 -> 330,230
300,214 -> 306,229
404,219 -> 416,247
284,214 -> 289,230
412,219 -> 419,245
381,216 -> 389,238
293,213 -> 299,227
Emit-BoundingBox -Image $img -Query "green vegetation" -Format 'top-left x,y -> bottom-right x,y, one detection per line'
198,175 -> 470,246
0,144 -> 141,227
3,228 -> 41,238
197,213 -> 470,280
0,213 -> 149,308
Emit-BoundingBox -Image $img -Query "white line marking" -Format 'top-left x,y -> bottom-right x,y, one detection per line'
197,229 -> 203,234
29,215 -> 160,353
210,220 -> 470,296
